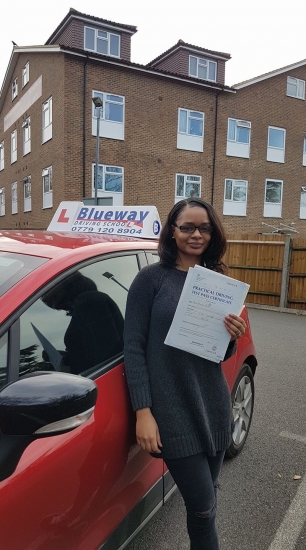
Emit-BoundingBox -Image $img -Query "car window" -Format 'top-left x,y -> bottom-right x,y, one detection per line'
18,254 -> 139,378
0,332 -> 8,389
0,252 -> 48,296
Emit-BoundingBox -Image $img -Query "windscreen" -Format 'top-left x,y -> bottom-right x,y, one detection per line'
0,252 -> 49,296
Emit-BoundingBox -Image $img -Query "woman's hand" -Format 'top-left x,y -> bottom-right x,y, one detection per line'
224,313 -> 247,341
136,408 -> 163,454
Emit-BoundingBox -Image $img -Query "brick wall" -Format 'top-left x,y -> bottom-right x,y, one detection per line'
215,69 -> 306,235
79,58 -> 218,223
0,52 -> 65,229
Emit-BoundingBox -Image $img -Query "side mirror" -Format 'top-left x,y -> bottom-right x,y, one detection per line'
0,371 -> 97,481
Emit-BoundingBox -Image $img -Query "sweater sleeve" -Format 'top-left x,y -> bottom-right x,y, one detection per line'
124,265 -> 161,411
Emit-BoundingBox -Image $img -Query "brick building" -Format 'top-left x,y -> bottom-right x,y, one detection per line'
0,8 -> 306,235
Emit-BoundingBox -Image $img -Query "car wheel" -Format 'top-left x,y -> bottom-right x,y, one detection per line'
226,363 -> 255,459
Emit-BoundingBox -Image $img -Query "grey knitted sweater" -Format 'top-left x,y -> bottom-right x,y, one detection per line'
124,263 -> 235,460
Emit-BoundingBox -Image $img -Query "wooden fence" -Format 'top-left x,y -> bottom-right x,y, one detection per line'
224,234 -> 306,311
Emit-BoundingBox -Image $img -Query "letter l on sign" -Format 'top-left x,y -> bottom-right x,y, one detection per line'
57,209 -> 70,223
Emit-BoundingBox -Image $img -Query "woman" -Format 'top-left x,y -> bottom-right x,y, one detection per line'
124,198 -> 246,549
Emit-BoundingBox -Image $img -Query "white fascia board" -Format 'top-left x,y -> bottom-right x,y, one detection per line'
234,59 -> 306,89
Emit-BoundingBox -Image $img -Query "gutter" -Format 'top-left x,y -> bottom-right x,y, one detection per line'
211,90 -> 222,205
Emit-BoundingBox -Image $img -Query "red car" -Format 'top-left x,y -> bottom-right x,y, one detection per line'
0,229 -> 257,550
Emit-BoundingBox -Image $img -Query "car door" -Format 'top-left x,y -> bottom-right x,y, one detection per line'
0,251 -> 163,550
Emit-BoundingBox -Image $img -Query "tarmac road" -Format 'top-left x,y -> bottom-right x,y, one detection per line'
127,308 -> 306,550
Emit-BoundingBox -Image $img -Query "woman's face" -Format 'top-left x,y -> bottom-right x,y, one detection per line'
172,206 -> 212,262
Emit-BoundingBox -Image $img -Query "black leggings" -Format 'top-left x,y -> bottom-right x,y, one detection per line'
164,451 -> 225,550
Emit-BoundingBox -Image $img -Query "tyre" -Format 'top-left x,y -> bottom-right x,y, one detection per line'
225,363 -> 255,459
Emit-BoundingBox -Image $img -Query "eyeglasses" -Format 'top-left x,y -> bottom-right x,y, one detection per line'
173,223 -> 214,234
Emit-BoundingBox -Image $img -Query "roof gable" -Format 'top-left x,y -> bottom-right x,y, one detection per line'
148,39 -> 231,67
45,7 -> 137,45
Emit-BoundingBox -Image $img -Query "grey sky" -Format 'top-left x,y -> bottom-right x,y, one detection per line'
1,0 -> 306,90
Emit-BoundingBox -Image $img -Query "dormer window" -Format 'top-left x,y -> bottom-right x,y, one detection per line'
84,26 -> 120,58
189,56 -> 217,82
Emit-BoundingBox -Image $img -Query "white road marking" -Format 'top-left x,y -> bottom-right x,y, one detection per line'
280,431 -> 306,445
267,431 -> 306,550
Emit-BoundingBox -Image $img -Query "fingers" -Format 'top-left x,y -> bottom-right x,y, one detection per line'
136,435 -> 162,453
224,314 -> 247,340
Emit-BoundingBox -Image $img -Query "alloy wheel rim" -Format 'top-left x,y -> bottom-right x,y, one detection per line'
232,375 -> 253,446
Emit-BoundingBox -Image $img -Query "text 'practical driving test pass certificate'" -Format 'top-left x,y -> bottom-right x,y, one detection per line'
164,266 -> 250,363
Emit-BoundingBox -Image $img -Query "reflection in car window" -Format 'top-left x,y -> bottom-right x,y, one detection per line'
0,332 -> 8,389
18,254 -> 139,378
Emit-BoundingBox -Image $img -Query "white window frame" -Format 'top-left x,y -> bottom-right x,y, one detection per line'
300,186 -> 306,219
0,142 -> 4,171
175,173 -> 202,203
177,108 -> 204,152
42,97 -> 52,143
22,117 -> 31,156
12,78 -> 18,100
23,176 -> 31,212
11,182 -> 18,214
178,108 -> 204,137
0,188 -> 5,216
226,118 -> 251,159
287,76 -> 305,100
92,163 -> 124,200
84,26 -> 120,58
11,129 -> 17,164
264,179 -> 283,218
92,91 -> 125,140
189,55 -> 217,82
42,166 -> 52,209
303,136 -> 306,167
267,126 -> 286,163
22,62 -> 29,88
223,179 -> 248,216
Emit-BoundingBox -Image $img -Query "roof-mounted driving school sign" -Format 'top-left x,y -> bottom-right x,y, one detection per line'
48,202 -> 162,239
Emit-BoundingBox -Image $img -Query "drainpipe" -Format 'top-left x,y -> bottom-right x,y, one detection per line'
82,56 -> 88,199
211,90 -> 222,206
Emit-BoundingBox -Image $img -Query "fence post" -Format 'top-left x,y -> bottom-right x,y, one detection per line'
279,235 -> 292,308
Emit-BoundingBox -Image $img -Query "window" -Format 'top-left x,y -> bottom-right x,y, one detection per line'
42,166 -> 52,209
92,91 -> 125,140
84,27 -> 120,58
223,179 -> 248,216
287,76 -> 305,100
24,176 -> 31,212
18,255 -> 139,378
42,97 -> 52,143
22,62 -> 29,88
175,174 -> 201,203
264,179 -> 283,217
22,118 -> 31,155
11,129 -> 17,164
177,108 -> 204,152
0,188 -> 5,216
267,126 -> 286,163
0,332 -> 8,390
92,164 -> 124,204
11,182 -> 18,214
226,118 -> 251,158
303,136 -> 306,167
300,187 -> 306,219
0,142 -> 4,171
189,56 -> 217,82
12,78 -> 18,100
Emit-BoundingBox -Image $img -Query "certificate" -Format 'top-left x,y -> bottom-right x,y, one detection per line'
164,265 -> 250,363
